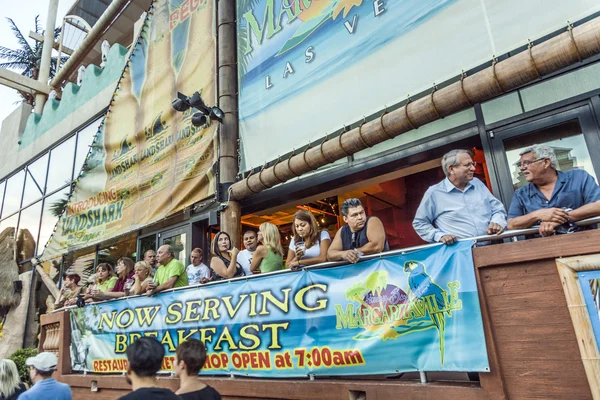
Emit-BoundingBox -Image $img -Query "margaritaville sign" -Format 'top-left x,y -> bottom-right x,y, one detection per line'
69,242 -> 489,376
42,0 -> 217,258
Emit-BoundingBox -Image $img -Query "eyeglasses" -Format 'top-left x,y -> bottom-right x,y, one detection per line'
517,158 -> 546,168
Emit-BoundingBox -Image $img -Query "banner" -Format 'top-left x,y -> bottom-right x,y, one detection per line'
69,241 -> 489,376
578,270 -> 600,352
236,0 -> 600,172
42,0 -> 216,258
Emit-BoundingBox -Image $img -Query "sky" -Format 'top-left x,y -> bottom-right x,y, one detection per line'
0,0 -> 75,123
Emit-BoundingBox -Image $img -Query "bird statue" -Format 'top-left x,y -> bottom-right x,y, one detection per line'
404,260 -> 449,365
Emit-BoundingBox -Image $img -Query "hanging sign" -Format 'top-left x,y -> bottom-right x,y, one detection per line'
70,241 -> 489,376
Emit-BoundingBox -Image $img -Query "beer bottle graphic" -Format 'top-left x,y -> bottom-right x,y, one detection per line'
171,0 -> 217,209
135,0 -> 178,224
103,63 -> 140,222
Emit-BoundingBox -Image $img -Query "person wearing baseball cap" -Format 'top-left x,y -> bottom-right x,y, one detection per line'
18,352 -> 71,400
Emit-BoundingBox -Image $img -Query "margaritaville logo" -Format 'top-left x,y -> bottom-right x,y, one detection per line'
239,0 -> 388,89
334,261 -> 462,364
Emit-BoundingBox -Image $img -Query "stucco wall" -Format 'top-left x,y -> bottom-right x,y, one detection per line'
0,44 -> 128,181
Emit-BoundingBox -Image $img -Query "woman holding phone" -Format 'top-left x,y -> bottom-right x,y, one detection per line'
286,210 -> 331,269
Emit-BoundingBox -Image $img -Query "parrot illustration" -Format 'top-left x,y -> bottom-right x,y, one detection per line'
404,260 -> 449,365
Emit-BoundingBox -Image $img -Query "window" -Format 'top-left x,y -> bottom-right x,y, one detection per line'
22,154 -> 49,207
3,170 -> 25,217
503,120 -> 597,190
38,189 -> 71,253
0,213 -> 19,236
74,119 -> 101,178
46,136 -> 76,194
18,201 -> 43,255
487,105 -> 600,207
0,180 -> 5,218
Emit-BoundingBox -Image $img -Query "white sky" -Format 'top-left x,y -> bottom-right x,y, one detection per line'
0,0 -> 75,123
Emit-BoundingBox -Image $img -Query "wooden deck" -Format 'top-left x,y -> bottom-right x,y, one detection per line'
43,230 -> 600,399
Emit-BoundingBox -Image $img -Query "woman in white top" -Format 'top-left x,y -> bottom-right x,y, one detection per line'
287,209 -> 331,269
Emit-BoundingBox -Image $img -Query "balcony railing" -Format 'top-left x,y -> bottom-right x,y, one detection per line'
53,215 -> 600,309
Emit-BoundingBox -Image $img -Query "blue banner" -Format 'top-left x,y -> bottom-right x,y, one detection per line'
70,241 -> 489,376
578,270 -> 600,352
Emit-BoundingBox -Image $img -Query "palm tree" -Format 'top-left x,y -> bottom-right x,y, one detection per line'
0,16 -> 69,104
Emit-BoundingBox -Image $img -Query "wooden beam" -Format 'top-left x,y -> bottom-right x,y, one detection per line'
28,30 -> 74,55
0,68 -> 51,94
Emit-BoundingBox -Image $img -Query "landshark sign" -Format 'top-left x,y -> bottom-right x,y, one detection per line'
70,241 -> 489,376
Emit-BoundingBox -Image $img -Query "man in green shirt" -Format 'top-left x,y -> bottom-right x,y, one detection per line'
146,244 -> 188,295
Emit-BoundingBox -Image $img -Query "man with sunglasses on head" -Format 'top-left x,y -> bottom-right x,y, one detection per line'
413,149 -> 507,245
507,144 -> 600,236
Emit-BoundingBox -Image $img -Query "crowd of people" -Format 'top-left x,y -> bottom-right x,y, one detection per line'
0,338 -> 220,400
53,144 -> 600,310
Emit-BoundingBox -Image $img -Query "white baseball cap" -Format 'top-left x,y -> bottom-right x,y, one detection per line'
26,352 -> 58,372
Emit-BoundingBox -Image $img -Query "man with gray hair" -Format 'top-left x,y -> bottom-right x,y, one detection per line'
146,244 -> 188,295
328,198 -> 388,263
413,149 -> 507,244
507,144 -> 600,236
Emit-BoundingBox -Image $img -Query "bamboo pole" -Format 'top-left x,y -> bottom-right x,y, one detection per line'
217,0 -> 241,246
230,17 -> 600,200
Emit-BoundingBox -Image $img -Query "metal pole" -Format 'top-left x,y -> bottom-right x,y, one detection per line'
217,0 -> 241,247
35,0 -> 59,114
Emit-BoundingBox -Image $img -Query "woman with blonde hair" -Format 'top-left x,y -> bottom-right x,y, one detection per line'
209,231 -> 246,281
287,209 -> 331,269
250,222 -> 284,273
0,359 -> 27,399
131,261 -> 154,295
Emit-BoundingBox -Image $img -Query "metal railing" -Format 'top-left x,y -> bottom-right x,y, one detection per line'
55,216 -> 600,309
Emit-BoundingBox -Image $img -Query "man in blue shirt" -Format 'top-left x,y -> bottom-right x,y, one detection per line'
413,149 -> 507,245
19,352 -> 71,400
507,144 -> 600,236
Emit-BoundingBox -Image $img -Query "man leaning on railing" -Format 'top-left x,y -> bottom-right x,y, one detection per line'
507,144 -> 600,237
412,149 -> 507,245
327,198 -> 389,264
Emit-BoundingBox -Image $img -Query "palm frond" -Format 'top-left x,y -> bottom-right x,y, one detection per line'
5,18 -> 34,58
0,61 -> 30,70
49,196 -> 69,218
34,15 -> 41,35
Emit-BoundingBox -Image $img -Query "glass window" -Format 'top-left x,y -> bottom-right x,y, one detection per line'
503,120 -> 597,190
3,170 -> 25,217
38,188 -> 71,255
17,201 -> 42,257
162,232 -> 188,265
0,212 -> 19,237
22,154 -> 49,207
0,180 -> 5,218
46,136 -> 76,193
138,235 -> 157,262
67,250 -> 97,287
74,119 -> 101,178
98,233 -> 137,266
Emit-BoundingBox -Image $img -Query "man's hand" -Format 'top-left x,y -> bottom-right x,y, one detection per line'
486,222 -> 504,235
535,208 -> 568,224
539,221 -> 560,237
200,277 -> 210,284
342,249 -> 360,264
439,234 -> 457,245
